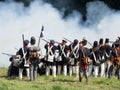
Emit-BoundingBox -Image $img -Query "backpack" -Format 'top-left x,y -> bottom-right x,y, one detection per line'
81,57 -> 88,65
81,48 -> 88,65
29,46 -> 40,58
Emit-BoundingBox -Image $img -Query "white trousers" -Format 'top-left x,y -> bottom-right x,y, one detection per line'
63,65 -> 67,76
52,66 -> 56,77
57,65 -> 61,75
88,64 -> 93,76
93,66 -> 99,78
19,68 -> 30,80
69,65 -> 79,77
100,63 -> 105,77
46,66 -> 50,76
106,61 -> 111,77
76,65 -> 79,78
69,66 -> 73,76
46,66 -> 56,77
26,68 -> 30,79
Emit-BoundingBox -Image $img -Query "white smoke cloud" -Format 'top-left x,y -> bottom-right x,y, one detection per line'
86,1 -> 112,25
0,1 -> 120,67
85,1 -> 120,42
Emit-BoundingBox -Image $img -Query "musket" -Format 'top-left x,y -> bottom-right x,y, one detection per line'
22,34 -> 28,67
62,37 -> 72,43
109,41 -> 120,45
87,41 -> 93,47
42,38 -> 50,43
14,48 -> 18,51
1,53 -> 15,57
109,41 -> 114,43
55,41 -> 61,44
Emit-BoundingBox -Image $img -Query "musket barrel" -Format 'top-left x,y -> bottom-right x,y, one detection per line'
55,41 -> 60,44
63,37 -> 72,43
1,53 -> 15,56
42,39 -> 49,43
87,41 -> 93,47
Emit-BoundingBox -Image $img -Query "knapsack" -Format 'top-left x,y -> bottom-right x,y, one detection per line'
29,46 -> 40,58
81,47 -> 88,65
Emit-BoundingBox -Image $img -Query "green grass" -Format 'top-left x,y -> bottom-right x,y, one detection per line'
0,68 -> 120,90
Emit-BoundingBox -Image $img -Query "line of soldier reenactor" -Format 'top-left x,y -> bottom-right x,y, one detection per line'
7,36 -> 120,83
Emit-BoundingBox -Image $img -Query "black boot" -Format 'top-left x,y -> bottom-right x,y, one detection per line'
85,76 -> 88,84
79,77 -> 82,82
86,78 -> 88,84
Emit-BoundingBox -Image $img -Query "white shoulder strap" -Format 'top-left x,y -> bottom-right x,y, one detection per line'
104,51 -> 109,57
60,44 -> 67,57
48,46 -> 54,56
92,51 -> 97,62
71,44 -> 79,58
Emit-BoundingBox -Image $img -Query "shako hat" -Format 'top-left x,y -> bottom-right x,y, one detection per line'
99,38 -> 103,44
93,41 -> 98,48
105,38 -> 109,43
73,39 -> 78,44
24,40 -> 29,45
62,40 -> 67,43
50,40 -> 55,44
30,36 -> 36,45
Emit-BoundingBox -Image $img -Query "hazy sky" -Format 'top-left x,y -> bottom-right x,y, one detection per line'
0,1 -> 120,67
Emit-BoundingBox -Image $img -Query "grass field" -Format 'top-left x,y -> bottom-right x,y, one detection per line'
0,67 -> 120,90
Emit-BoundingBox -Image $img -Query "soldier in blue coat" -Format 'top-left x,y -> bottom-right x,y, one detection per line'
16,39 -> 30,80
44,40 -> 57,77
